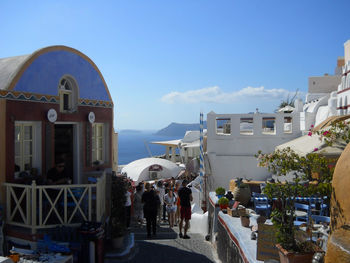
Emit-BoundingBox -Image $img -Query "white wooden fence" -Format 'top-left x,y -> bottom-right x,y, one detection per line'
3,172 -> 106,234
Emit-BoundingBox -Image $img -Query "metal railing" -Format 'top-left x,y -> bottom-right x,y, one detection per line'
4,172 -> 106,234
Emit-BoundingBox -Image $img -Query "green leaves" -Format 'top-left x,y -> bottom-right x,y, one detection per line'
256,147 -> 335,251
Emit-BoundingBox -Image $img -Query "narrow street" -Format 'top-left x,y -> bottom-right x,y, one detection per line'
117,220 -> 218,263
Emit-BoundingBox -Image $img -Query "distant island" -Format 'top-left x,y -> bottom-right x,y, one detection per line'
155,121 -> 207,137
118,129 -> 143,134
118,122 -> 207,137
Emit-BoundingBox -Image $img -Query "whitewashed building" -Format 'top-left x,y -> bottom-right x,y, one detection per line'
206,111 -> 302,189
206,39 -> 350,190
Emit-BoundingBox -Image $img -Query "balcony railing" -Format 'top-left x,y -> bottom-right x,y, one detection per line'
3,172 -> 106,234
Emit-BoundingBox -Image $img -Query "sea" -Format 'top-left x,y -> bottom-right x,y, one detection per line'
118,131 -> 182,165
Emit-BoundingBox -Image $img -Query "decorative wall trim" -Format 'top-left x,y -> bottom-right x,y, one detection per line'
0,90 -> 113,108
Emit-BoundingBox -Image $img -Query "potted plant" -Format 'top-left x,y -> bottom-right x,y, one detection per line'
256,147 -> 333,263
233,178 -> 251,206
215,187 -> 226,199
110,175 -> 127,248
218,196 -> 229,210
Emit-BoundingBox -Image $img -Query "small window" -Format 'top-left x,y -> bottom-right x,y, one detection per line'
92,123 -> 104,163
58,76 -> 78,113
240,118 -> 253,135
262,117 -> 275,134
216,118 -> 231,135
284,117 -> 292,133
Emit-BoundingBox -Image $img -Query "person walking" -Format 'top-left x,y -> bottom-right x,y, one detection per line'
125,183 -> 132,229
163,188 -> 177,228
174,181 -> 181,225
163,183 -> 170,221
178,180 -> 193,239
133,185 -> 144,225
156,181 -> 165,224
142,183 -> 160,238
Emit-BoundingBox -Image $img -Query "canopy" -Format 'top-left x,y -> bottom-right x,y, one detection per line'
121,157 -> 183,183
151,139 -> 181,147
277,115 -> 350,157
277,105 -> 294,113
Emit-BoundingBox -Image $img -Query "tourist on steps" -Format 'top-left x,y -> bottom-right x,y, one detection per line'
178,180 -> 193,239
163,188 -> 177,228
142,183 -> 160,238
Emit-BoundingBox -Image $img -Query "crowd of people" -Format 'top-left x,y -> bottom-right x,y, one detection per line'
125,177 -> 193,239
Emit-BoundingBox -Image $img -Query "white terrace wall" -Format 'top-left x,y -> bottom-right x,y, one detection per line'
206,112 -> 301,190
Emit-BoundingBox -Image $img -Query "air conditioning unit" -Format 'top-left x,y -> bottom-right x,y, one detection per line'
149,171 -> 159,180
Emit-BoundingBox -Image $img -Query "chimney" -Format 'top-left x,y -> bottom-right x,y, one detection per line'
344,40 -> 350,64
337,56 -> 345,67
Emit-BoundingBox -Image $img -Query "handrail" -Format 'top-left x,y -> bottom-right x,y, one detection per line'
3,171 -> 107,234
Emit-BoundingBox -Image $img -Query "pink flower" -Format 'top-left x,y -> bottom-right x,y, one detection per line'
308,132 -> 312,136
323,131 -> 329,136
311,125 -> 314,128
313,148 -> 319,152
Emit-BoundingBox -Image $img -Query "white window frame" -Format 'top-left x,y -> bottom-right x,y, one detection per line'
14,121 -> 42,175
92,123 -> 105,163
58,76 -> 79,113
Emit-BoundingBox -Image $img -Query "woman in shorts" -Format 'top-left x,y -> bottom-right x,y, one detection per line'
163,188 -> 177,228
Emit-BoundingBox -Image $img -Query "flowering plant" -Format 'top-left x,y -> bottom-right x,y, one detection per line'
310,120 -> 350,147
256,147 -> 333,252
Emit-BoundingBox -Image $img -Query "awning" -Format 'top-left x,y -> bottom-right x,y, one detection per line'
277,105 -> 294,113
151,139 -> 182,147
276,120 -> 349,158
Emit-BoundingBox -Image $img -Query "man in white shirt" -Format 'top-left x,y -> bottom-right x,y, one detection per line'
156,181 -> 165,223
125,183 -> 132,229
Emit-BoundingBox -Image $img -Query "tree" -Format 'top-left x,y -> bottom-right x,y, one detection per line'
256,147 -> 333,251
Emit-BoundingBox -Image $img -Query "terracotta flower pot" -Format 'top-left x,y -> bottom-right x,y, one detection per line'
233,186 -> 251,206
276,243 -> 314,263
240,216 -> 250,227
219,204 -> 228,210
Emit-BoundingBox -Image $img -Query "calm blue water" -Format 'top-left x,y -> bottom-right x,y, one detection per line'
118,131 -> 182,165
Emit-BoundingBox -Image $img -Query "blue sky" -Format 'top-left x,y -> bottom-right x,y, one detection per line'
0,0 -> 349,130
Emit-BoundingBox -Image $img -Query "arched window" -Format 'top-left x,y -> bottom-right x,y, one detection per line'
58,76 -> 79,112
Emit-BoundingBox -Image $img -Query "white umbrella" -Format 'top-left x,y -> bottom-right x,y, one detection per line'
277,105 -> 295,113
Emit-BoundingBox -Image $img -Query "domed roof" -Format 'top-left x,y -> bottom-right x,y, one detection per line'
121,158 -> 183,182
0,54 -> 30,90
0,45 -> 112,102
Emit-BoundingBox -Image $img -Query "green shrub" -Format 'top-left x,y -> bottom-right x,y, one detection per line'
215,187 -> 225,195
218,197 -> 229,205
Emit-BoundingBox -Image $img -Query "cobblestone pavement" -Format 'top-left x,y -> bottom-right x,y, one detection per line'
127,220 -> 218,263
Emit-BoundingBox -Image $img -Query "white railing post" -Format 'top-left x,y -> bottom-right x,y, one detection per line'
31,180 -> 37,234
6,185 -> 10,223
64,186 -> 67,224
39,187 -> 42,226
26,184 -> 31,226
96,178 -> 101,221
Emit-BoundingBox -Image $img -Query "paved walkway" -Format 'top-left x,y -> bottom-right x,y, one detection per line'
120,220 -> 218,263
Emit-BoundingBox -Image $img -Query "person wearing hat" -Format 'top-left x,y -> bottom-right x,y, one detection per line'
178,180 -> 193,239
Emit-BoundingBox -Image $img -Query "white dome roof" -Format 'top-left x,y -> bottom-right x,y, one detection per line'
121,157 -> 183,183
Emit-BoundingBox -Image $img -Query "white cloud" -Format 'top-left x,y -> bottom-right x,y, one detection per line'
161,86 -> 293,104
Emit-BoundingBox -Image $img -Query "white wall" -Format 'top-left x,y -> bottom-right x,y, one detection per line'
308,75 -> 341,94
206,112 -> 301,190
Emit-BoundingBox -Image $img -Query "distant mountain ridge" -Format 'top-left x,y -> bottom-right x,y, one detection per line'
155,121 -> 207,137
